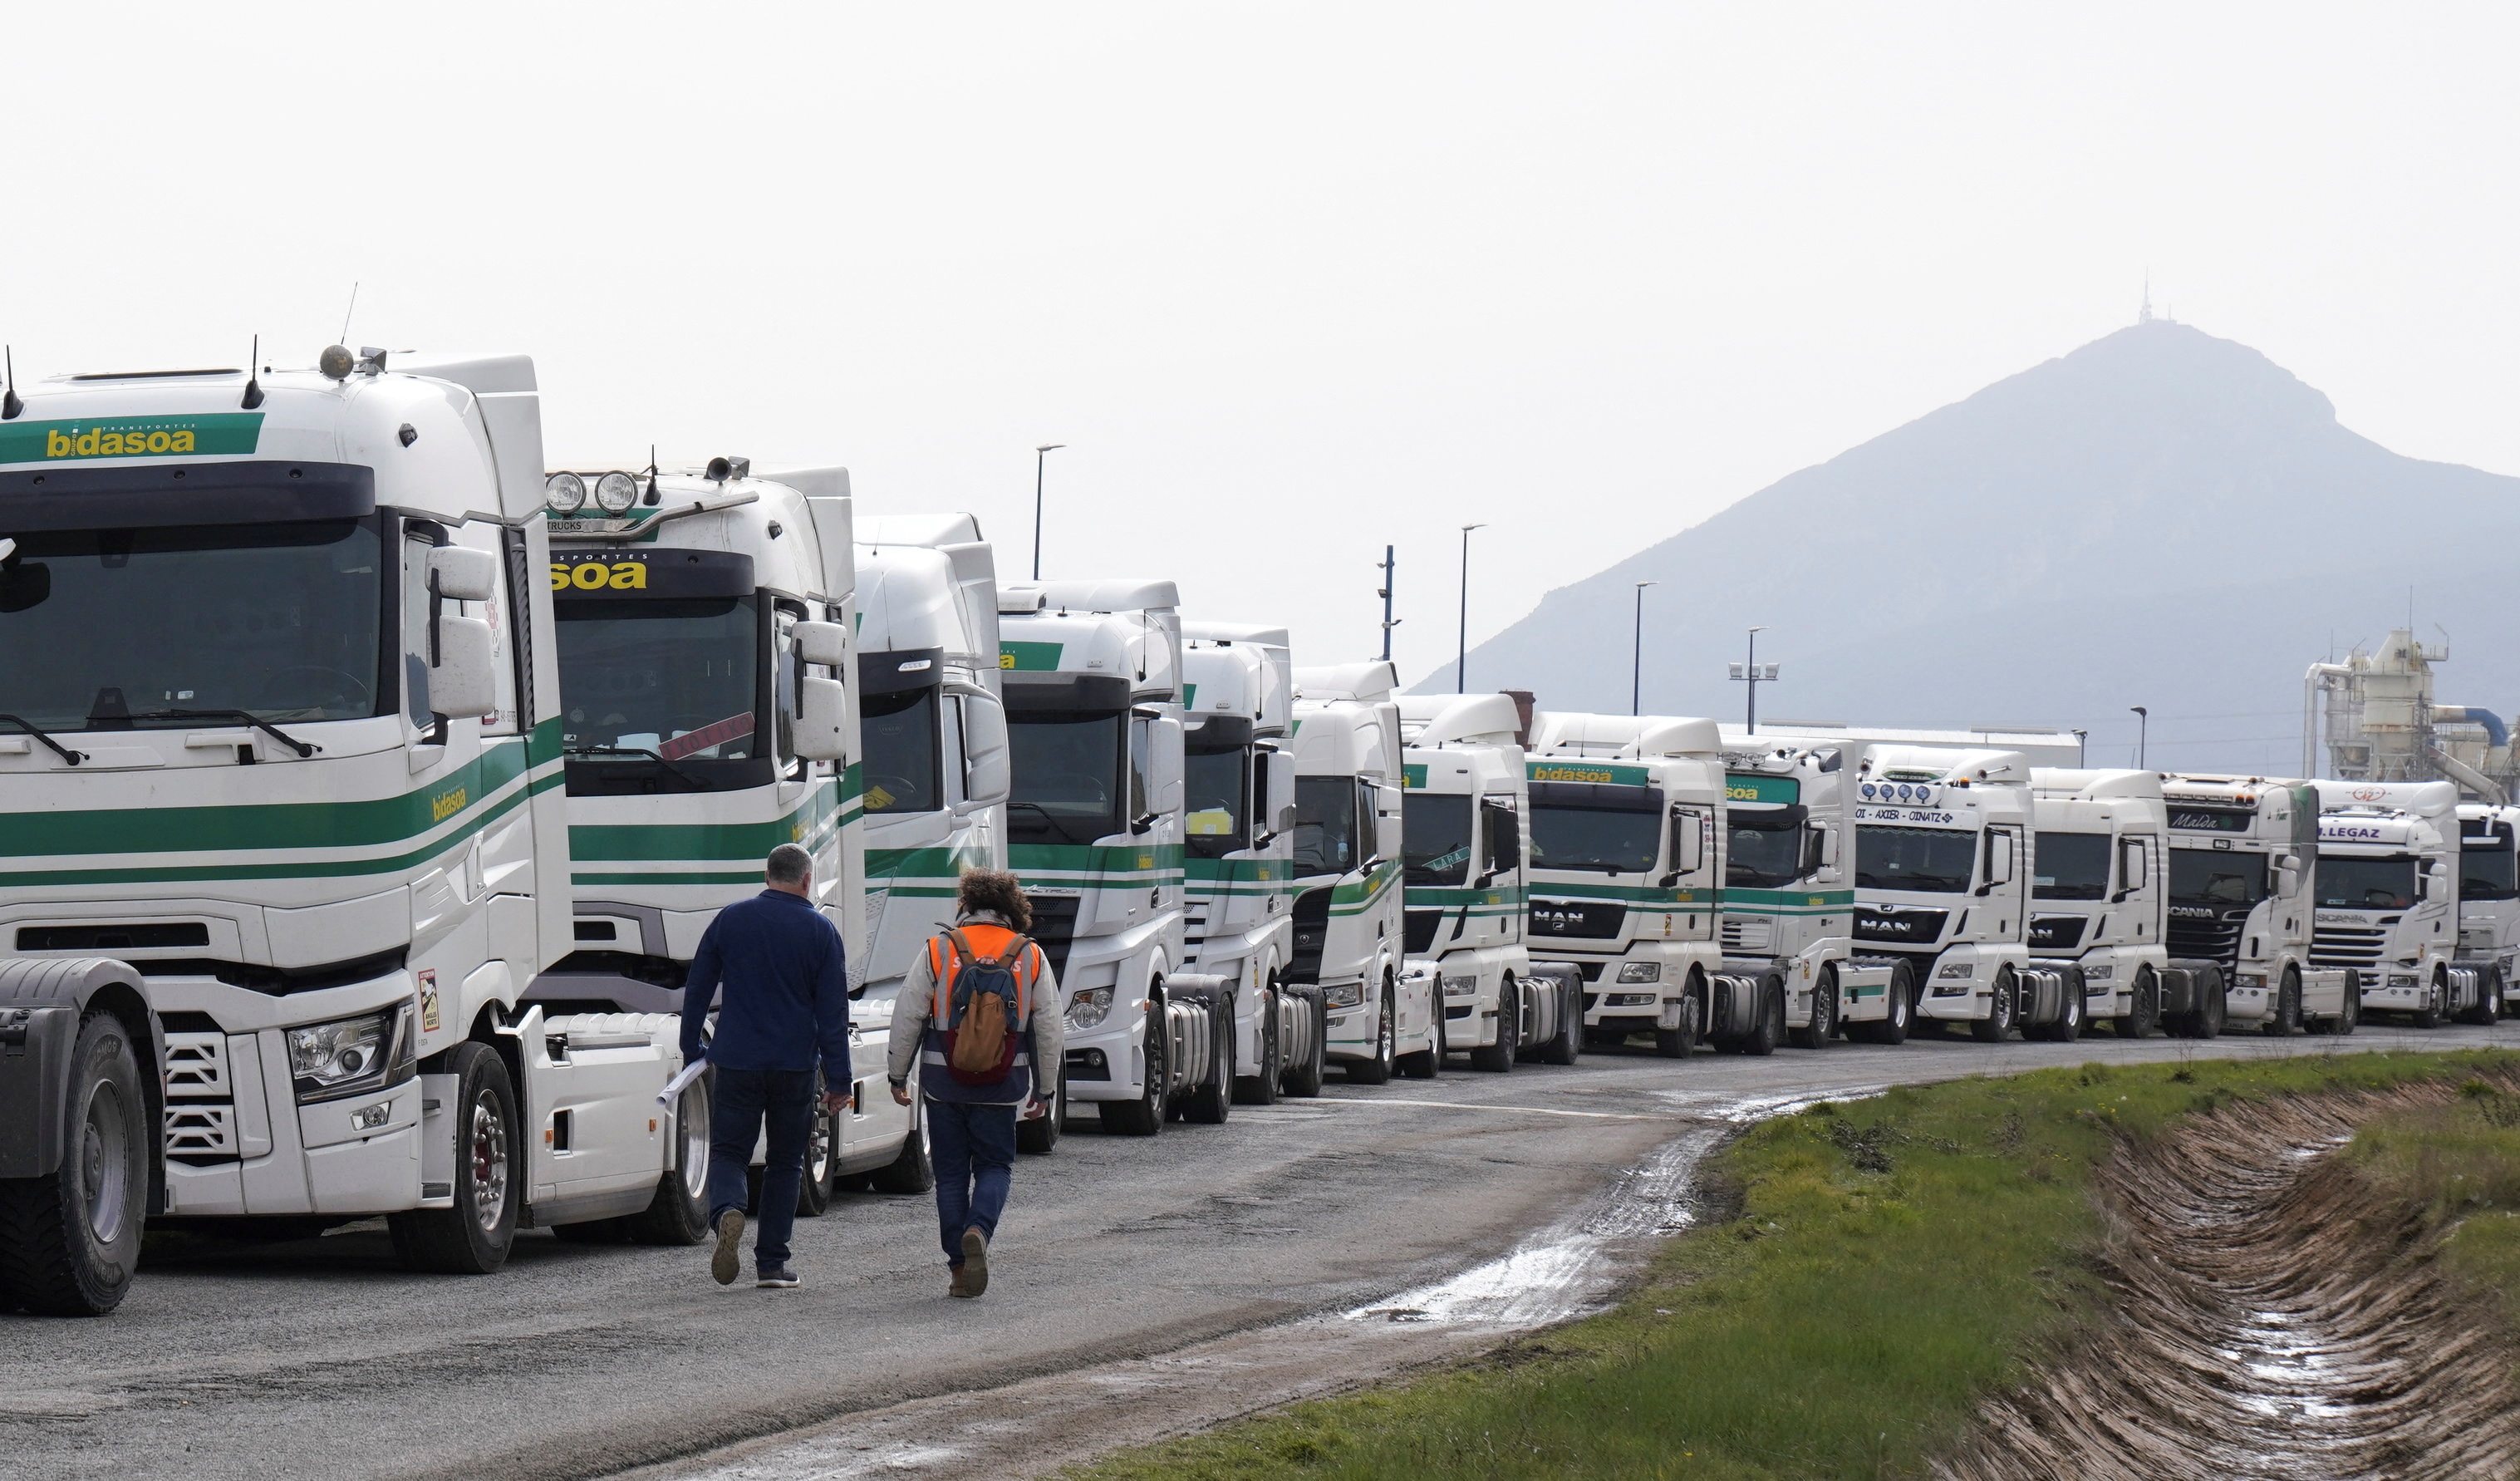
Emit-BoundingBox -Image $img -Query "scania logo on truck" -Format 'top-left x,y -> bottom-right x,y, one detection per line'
0,412 -> 263,464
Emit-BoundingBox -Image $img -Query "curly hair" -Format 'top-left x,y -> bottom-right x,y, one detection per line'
957,867 -> 1033,932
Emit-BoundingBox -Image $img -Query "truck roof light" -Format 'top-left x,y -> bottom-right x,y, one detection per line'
544,472 -> 587,513
594,471 -> 640,514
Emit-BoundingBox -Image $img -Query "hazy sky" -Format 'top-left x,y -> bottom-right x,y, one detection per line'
10,4 -> 2515,712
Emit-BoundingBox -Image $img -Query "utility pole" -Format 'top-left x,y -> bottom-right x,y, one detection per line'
2130,706 -> 2149,768
1031,444 -> 1065,580
1456,524 -> 1484,691
1729,627 -> 1777,734
1378,545 -> 1398,662
1631,581 -> 1656,716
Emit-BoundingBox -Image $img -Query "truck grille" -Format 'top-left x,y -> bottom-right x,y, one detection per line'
1530,899 -> 1624,940
2027,915 -> 2088,951
1721,918 -> 1772,952
2311,924 -> 2389,969
1854,906 -> 1948,947
1183,900 -> 1211,952
1026,895 -> 1082,981
2166,907 -> 2246,967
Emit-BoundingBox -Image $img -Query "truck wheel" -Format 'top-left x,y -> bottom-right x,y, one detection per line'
1017,1071 -> 1065,1155
1790,971 -> 1839,1050
0,1008 -> 148,1316
2414,972 -> 2449,1030
1181,1007 -> 1233,1124
1850,962 -> 1913,1045
1346,981 -> 1398,1085
795,1105 -> 839,1217
2115,968 -> 2159,1039
2459,967 -> 2504,1026
1738,977 -> 1784,1057
626,1077 -> 711,1245
2030,971 -> 2084,1043
1234,982 -> 1284,1105
387,1043 -> 520,1275
2334,972 -> 2360,1035
1101,1000 -> 1172,1134
1540,980 -> 1582,1065
2261,969 -> 2303,1038
1280,991 -> 1328,1098
870,1098 -> 935,1193
1470,977 -> 1520,1072
1970,968 -> 2018,1043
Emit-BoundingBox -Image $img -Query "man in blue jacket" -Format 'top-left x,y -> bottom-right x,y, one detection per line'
680,843 -> 852,1289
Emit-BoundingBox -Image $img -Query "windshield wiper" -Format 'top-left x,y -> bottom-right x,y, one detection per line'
1007,800 -> 1091,845
564,745 -> 709,791
0,714 -> 86,765
106,708 -> 318,757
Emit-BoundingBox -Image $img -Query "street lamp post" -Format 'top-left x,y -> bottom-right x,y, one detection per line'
2130,706 -> 2149,768
2072,728 -> 2089,768
1631,581 -> 1656,716
1031,444 -> 1065,581
1378,545 -> 1399,662
1456,524 -> 1484,691
1728,627 -> 1777,734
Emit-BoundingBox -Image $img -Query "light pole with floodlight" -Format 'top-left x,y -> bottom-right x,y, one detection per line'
1456,523 -> 1484,691
2131,706 -> 2149,768
1631,581 -> 1656,716
1728,627 -> 1778,734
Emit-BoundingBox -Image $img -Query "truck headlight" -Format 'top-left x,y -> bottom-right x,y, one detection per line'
2388,973 -> 2418,987
287,1004 -> 415,1105
1936,962 -> 1974,979
1442,974 -> 1478,997
1616,962 -> 1662,984
2235,971 -> 2267,987
1065,986 -> 1114,1029
2080,965 -> 2112,982
1324,982 -> 1364,1009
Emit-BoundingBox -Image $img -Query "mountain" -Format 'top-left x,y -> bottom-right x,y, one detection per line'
1433,322 -> 2520,774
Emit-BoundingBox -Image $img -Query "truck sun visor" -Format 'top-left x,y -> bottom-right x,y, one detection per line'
0,460 -> 375,531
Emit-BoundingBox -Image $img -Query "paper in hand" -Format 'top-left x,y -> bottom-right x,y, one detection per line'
656,1056 -> 707,1106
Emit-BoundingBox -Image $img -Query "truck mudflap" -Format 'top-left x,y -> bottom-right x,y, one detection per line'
0,959 -> 163,1184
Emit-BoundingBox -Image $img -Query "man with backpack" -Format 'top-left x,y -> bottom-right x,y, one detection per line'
887,868 -> 1064,1297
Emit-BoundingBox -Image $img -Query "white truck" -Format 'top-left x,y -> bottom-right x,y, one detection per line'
1717,736 -> 1900,1046
2159,774 -> 2347,1036
2311,780 -> 2494,1027
1398,693 -> 1540,1071
1520,712 -> 1721,1060
997,579 -> 1231,1133
1851,746 -> 2084,1042
1286,662 -> 1414,1087
2457,802 -> 2520,1017
1180,622 -> 1324,1101
523,460 -> 928,1219
0,347 -> 695,1315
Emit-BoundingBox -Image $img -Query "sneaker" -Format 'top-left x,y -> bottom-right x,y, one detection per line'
756,1265 -> 801,1289
960,1226 -> 990,1296
710,1208 -> 745,1287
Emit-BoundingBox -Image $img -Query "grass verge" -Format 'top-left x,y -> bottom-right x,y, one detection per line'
2346,1071 -> 2520,1320
1069,1047 -> 2520,1481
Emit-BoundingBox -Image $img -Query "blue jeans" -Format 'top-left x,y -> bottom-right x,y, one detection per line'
708,1066 -> 815,1269
927,1099 -> 1018,1267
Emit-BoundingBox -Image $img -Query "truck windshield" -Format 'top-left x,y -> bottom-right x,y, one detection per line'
861,685 -> 941,814
2316,855 -> 2418,910
2464,846 -> 2520,903
1727,817 -> 1804,888
1185,746 -> 1250,859
554,597 -> 759,760
2169,849 -> 2267,905
1404,793 -> 1475,885
1855,825 -> 1976,893
2033,831 -> 2111,900
0,519 -> 383,729
1293,775 -> 1358,876
1007,711 -> 1122,844
1529,800 -> 1660,873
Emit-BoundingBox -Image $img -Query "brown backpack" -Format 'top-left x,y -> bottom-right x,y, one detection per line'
932,925 -> 1034,1085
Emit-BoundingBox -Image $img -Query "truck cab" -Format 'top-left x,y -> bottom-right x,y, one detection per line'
1397,694 -> 1534,1072
2026,768 -> 2210,1037
998,580 -> 1228,1134
1180,622 -> 1322,1101
2313,780 -> 2483,1027
0,348 -> 687,1311
1286,662 -> 1416,1087
2457,802 -> 2520,1015
1522,712 -> 1722,1059
1852,746 -> 2079,1041
1717,736 -> 1897,1046
2158,774 -> 2348,1034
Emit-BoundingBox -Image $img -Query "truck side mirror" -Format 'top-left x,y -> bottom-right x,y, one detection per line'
428,614 -> 499,719
793,620 -> 849,667
1148,716 -> 1185,819
2278,861 -> 2301,898
793,676 -> 848,761
956,691 -> 1010,813
427,545 -> 499,602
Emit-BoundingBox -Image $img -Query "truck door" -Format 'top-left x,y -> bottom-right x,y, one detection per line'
1983,827 -> 2021,938
1479,795 -> 1522,946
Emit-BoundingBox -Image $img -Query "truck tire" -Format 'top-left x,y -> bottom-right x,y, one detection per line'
1103,1001 -> 1172,1132
1539,980 -> 1582,1065
1280,990 -> 1328,1099
1469,977 -> 1520,1072
2029,969 -> 2084,1043
2460,967 -> 2504,1026
0,1008 -> 149,1316
796,1104 -> 839,1217
1653,979 -> 1701,1057
387,1042 -> 520,1275
2414,971 -> 2450,1030
1181,1007 -> 1233,1124
1233,982 -> 1284,1105
1737,977 -> 1784,1057
2114,967 -> 2159,1040
1790,969 -> 1839,1050
1849,962 -> 1913,1046
870,1098 -> 936,1193
1346,981 -> 1398,1085
626,1076 -> 711,1245
1970,968 -> 2019,1043
2262,968 -> 2303,1038
2179,970 -> 2229,1038
1017,1070 -> 1065,1155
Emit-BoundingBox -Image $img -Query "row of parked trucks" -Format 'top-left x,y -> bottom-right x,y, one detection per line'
4,348 -> 2517,1316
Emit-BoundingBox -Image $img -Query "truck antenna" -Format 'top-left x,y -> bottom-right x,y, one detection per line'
1,346 -> 20,421
337,283 -> 361,346
645,445 -> 661,504
240,335 -> 265,410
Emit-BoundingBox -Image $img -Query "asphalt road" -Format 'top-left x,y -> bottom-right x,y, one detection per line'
8,1019 -> 2518,1481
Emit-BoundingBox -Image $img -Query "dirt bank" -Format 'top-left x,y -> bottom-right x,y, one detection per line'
1940,1081 -> 2520,1481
